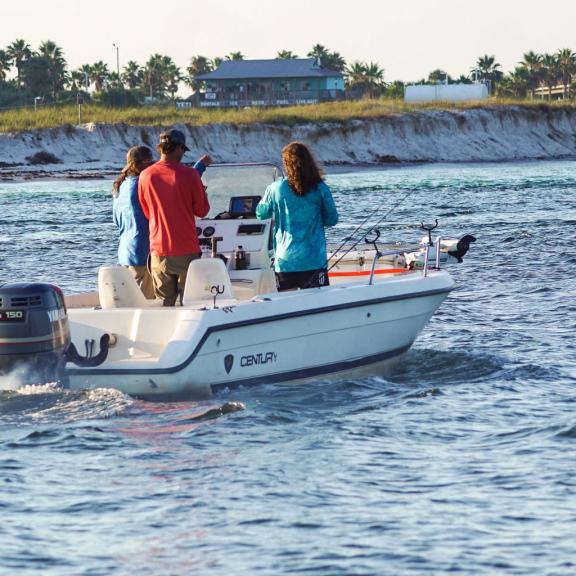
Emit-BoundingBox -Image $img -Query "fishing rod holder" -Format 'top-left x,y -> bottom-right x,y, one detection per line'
364,229 -> 383,285
420,220 -> 441,277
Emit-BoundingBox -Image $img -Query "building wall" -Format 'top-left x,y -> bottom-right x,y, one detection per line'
326,77 -> 345,91
405,84 -> 489,103
204,77 -> 342,93
199,76 -> 344,107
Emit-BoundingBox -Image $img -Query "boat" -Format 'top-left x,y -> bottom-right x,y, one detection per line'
0,163 -> 471,399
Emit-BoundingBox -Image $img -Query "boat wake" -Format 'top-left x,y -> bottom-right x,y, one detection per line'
0,380 -> 133,423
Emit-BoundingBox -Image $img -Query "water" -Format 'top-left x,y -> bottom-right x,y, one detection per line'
1,160 -> 575,575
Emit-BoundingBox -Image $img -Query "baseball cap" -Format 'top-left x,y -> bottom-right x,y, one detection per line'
159,129 -> 190,151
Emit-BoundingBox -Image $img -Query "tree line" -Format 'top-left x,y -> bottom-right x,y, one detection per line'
424,50 -> 576,99
1,39 -> 575,108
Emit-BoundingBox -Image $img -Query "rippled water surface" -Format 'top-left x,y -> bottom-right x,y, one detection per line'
1,160 -> 575,575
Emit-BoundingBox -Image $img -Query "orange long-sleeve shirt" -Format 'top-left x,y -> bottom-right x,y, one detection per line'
138,160 -> 210,256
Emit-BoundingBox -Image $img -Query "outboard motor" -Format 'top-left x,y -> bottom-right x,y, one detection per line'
0,283 -> 70,383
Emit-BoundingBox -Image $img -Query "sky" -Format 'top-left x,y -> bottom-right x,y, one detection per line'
3,0 -> 576,83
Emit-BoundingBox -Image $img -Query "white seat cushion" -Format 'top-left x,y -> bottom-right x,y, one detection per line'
182,258 -> 234,305
98,266 -> 150,309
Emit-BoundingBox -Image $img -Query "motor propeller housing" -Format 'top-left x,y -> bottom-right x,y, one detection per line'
0,282 -> 70,383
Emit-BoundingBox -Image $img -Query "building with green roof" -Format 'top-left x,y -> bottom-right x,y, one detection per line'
195,58 -> 345,107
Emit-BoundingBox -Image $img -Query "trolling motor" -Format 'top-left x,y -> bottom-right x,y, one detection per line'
447,234 -> 477,263
0,282 -> 111,385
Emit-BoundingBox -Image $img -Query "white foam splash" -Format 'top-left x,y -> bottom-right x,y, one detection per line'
0,368 -> 40,392
29,387 -> 134,421
13,382 -> 62,395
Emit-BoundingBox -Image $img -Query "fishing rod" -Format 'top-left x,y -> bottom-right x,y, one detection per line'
326,187 -> 417,272
326,203 -> 383,263
300,187 -> 418,290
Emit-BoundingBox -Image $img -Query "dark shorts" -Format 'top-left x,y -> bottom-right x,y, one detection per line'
275,268 -> 329,292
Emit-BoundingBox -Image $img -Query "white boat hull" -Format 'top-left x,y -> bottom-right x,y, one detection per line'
66,270 -> 453,399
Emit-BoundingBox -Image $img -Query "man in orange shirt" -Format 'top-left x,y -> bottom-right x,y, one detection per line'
138,129 -> 211,306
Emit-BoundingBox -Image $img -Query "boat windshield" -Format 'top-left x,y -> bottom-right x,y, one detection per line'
201,163 -> 282,218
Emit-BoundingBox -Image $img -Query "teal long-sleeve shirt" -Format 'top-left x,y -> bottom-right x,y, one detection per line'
256,177 -> 339,273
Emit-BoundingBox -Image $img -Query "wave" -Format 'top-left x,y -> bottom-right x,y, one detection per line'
0,385 -> 133,423
387,348 -> 504,386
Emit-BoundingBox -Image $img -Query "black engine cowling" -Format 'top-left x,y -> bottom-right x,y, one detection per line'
0,282 -> 70,382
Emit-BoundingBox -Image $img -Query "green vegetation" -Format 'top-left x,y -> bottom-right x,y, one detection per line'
2,98 -> 576,133
1,36 -> 576,131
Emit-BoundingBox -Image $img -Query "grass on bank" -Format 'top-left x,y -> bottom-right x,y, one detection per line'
1,98 -> 575,133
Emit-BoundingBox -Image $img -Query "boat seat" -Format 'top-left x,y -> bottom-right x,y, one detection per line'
98,266 -> 152,309
182,258 -> 234,305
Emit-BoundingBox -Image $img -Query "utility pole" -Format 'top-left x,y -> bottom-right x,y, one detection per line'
112,43 -> 120,84
77,92 -> 84,123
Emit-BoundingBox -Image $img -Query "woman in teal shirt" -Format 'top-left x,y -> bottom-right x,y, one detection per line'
256,142 -> 339,291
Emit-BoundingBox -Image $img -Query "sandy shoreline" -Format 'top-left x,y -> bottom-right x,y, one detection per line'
1,106 -> 575,182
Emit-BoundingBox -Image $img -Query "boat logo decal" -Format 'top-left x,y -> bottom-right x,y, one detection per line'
240,352 -> 278,368
224,354 -> 234,374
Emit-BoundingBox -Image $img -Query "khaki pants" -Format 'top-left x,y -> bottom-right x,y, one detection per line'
127,265 -> 155,300
150,253 -> 201,306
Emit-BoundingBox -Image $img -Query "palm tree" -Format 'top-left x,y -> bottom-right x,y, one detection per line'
143,54 -> 179,98
519,51 -> 543,98
497,66 -> 530,98
364,62 -> 385,97
323,51 -> 346,72
69,69 -> 88,92
307,45 -> 345,71
346,61 -> 366,84
78,64 -> 92,91
555,48 -> 576,99
345,61 -> 368,97
38,40 -> 67,99
308,44 -> 329,63
0,50 -> 11,81
21,54 -> 52,97
211,57 -> 223,69
456,74 -> 473,85
143,54 -> 165,97
225,52 -> 244,61
6,39 -> 32,87
122,60 -> 143,89
89,61 -> 110,92
276,50 -> 298,59
541,54 -> 560,99
473,54 -> 503,93
164,60 -> 182,100
185,55 -> 212,92
428,69 -> 452,84
108,72 -> 123,89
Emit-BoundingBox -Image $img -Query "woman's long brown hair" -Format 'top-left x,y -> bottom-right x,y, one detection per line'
282,141 -> 323,197
112,146 -> 153,195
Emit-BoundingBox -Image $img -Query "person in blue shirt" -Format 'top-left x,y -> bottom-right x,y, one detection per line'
256,141 -> 339,291
112,146 -> 212,299
112,146 -> 155,298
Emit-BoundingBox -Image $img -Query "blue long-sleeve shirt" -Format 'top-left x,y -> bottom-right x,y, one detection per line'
112,160 -> 207,266
256,177 -> 339,272
113,175 -> 149,266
